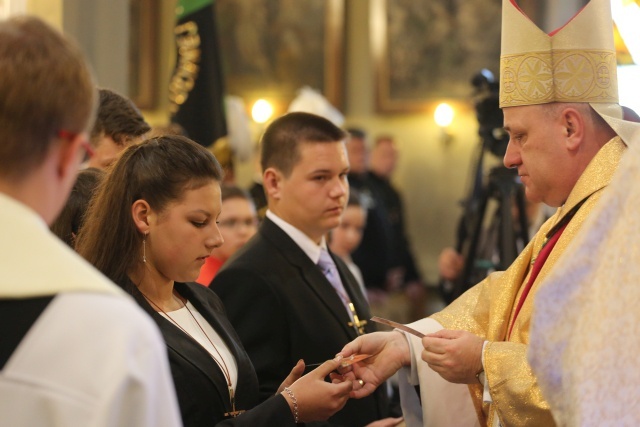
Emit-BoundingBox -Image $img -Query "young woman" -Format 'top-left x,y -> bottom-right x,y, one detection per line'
196,185 -> 258,286
76,136 -> 352,426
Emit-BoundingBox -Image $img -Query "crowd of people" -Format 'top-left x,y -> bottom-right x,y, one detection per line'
2,0 -> 640,425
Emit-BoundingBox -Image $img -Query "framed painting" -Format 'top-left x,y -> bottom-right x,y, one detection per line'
129,0 -> 159,110
373,0 -> 502,112
216,0 -> 345,113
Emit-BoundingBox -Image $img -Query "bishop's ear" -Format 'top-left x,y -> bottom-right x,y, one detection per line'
131,199 -> 152,234
561,107 -> 585,151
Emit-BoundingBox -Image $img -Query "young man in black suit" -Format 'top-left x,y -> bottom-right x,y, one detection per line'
212,112 -> 401,426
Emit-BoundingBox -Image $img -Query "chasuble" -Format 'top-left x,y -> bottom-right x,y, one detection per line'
530,129 -> 640,424
402,138 -> 625,427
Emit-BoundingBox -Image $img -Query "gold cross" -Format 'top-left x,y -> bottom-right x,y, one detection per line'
347,303 -> 368,335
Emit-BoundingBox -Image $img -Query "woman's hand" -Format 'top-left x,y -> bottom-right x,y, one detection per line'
276,359 -> 305,394
282,357 -> 352,423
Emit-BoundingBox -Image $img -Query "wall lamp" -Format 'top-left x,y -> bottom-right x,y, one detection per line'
251,99 -> 274,124
434,102 -> 455,145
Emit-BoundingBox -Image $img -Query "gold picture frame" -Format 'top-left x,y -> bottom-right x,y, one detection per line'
216,0 -> 345,114
129,0 -> 159,110
373,0 -> 502,113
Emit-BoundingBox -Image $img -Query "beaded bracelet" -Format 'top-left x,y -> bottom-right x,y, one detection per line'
282,387 -> 299,423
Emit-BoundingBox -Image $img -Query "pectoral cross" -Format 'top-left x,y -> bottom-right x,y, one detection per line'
347,303 -> 368,335
224,387 -> 246,418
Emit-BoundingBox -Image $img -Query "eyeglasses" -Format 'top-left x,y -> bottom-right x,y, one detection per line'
58,130 -> 95,158
218,217 -> 259,229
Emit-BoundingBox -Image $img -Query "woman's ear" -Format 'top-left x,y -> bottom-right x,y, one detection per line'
131,199 -> 152,234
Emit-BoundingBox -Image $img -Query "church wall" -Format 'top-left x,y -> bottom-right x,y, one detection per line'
24,0 -> 568,285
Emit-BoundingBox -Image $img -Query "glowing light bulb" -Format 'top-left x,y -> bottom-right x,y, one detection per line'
434,103 -> 454,128
252,99 -> 273,123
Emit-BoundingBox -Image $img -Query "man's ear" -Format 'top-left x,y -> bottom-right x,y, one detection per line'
561,107 -> 585,151
131,199 -> 153,234
263,167 -> 283,200
57,132 -> 86,180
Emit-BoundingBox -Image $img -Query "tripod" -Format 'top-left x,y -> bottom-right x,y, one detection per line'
443,166 -> 529,303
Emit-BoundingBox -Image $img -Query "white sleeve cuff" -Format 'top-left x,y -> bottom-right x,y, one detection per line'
480,340 -> 491,403
399,329 -> 420,385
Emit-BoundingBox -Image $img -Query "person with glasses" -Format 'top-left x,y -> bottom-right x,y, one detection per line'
197,185 -> 259,286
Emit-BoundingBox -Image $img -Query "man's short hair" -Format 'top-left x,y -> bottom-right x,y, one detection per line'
374,134 -> 395,147
543,102 -> 613,134
0,16 -> 96,180
221,184 -> 252,203
346,127 -> 367,140
260,112 -> 347,177
90,88 -> 150,147
347,188 -> 364,209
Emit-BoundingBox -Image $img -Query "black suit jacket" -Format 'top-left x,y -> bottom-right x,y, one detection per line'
212,218 -> 389,427
128,281 -> 296,427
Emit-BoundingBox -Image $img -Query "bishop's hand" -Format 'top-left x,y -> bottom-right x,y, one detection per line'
421,329 -> 484,384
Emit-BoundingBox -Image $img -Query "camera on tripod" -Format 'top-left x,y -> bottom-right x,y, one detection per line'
439,69 -> 529,304
472,69 -> 509,158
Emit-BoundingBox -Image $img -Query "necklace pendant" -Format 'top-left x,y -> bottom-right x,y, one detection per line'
223,409 -> 245,418
224,386 -> 245,418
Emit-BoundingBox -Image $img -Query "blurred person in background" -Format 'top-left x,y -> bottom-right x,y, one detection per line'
367,135 -> 428,323
50,167 -> 105,247
87,88 -> 150,169
198,185 -> 258,286
328,189 -> 368,299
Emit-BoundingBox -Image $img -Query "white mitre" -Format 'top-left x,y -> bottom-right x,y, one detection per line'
499,0 -> 636,144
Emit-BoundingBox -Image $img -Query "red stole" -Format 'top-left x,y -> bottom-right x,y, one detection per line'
508,222 -> 568,339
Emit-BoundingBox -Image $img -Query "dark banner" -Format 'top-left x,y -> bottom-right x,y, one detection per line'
169,0 -> 227,147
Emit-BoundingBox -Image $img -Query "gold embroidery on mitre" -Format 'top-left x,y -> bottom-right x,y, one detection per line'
499,0 -> 620,108
500,49 -> 618,107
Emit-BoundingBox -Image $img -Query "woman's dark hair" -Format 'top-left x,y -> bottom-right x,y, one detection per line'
51,167 -> 105,247
76,135 -> 223,289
